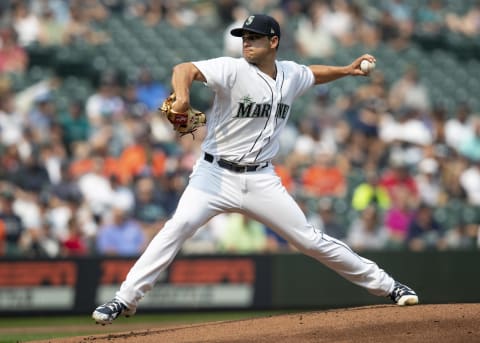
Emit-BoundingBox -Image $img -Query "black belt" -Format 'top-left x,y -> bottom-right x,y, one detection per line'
204,152 -> 268,173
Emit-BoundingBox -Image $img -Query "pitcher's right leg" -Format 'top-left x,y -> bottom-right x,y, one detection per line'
92,185 -> 219,324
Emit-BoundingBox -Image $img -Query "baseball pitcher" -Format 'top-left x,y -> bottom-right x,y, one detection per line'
93,14 -> 418,325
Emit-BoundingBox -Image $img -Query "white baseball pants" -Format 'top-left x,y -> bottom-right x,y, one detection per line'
116,157 -> 395,309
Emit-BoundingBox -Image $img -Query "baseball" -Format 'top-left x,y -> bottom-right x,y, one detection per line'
360,59 -> 376,74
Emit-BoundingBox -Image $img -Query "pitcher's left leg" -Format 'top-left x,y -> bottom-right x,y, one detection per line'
243,171 -> 394,296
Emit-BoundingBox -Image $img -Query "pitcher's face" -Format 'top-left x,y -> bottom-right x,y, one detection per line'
242,33 -> 278,65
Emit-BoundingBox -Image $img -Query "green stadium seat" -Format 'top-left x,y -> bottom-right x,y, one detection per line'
462,205 -> 480,224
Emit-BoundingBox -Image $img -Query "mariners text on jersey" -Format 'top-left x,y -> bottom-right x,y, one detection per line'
235,97 -> 290,119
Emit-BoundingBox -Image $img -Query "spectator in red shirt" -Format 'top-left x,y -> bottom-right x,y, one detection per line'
62,217 -> 89,257
379,158 -> 418,206
0,27 -> 28,74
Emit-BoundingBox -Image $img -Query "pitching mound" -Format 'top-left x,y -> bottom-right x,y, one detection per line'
40,303 -> 479,343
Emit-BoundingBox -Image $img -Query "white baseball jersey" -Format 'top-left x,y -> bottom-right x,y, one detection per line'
193,57 -> 315,163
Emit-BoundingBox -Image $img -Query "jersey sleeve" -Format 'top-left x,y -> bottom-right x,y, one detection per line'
283,61 -> 315,99
192,57 -> 238,92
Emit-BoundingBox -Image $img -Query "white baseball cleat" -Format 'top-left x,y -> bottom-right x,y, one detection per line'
389,281 -> 419,306
92,298 -> 136,325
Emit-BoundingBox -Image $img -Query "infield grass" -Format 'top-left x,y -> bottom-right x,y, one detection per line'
0,310 -> 293,342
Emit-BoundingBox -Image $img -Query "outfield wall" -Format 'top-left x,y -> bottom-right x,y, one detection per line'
0,251 -> 478,315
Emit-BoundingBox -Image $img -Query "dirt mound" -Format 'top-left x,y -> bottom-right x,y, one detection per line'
39,303 -> 480,343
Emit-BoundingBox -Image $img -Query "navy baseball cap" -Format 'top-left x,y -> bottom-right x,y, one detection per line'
230,14 -> 281,39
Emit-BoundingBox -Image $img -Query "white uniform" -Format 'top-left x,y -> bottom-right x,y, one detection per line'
115,57 -> 395,309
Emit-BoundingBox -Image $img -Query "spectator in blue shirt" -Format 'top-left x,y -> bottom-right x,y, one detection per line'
406,203 -> 445,251
96,205 -> 146,256
135,67 -> 168,111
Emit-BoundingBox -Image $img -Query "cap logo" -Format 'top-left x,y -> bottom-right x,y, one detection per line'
245,16 -> 254,26
270,28 -> 275,34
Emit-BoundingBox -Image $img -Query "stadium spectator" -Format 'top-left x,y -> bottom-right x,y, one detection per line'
0,27 -> 28,74
268,7 -> 297,53
31,0 -> 70,24
61,216 -> 89,256
291,117 -> 320,165
63,2 -> 109,45
218,213 -> 268,254
356,72 -> 388,103
295,0 -> 336,58
58,99 -> 91,155
301,144 -> 346,198
135,67 -> 169,112
18,219 -> 60,258
348,2 -> 381,48
0,190 -> 24,256
429,103 -> 447,146
380,0 -> 414,49
132,176 -> 166,240
50,161 -> 81,201
0,90 -> 25,147
385,0 -> 414,28
11,0 -> 40,47
68,141 -> 94,179
223,5 -> 248,57
347,205 -> 389,251
282,0 -> 305,29
0,144 -> 23,183
40,139 -> 65,185
274,162 -> 295,193
458,117 -> 480,162
142,0 -> 164,27
13,152 -> 51,193
37,6 -> 66,46
345,99 -> 383,168
322,0 -> 354,46
77,156 -> 114,218
142,0 -> 197,28
351,167 -> 391,212
27,92 -> 56,141
158,171 -> 188,217
44,193 -> 73,242
415,0 -> 447,36
440,153 -> 469,200
96,204 -> 146,256
384,186 -> 415,248
459,161 -> 480,206
406,203 -> 446,251
444,102 -> 474,152
379,107 -> 433,168
305,85 -> 342,153
446,1 -> 480,37
150,107 -> 177,145
122,81 -> 149,118
388,66 -> 431,114
415,157 -> 444,206
86,74 -> 125,129
444,220 -> 479,250
379,157 -> 418,205
116,130 -> 167,185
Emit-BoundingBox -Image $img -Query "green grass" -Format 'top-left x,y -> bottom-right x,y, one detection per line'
0,310 -> 294,343
1,332 -> 98,343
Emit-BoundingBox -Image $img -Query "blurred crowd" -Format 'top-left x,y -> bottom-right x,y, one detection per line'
0,0 -> 479,258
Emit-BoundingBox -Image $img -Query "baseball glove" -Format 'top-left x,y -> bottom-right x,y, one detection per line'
159,93 -> 206,136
